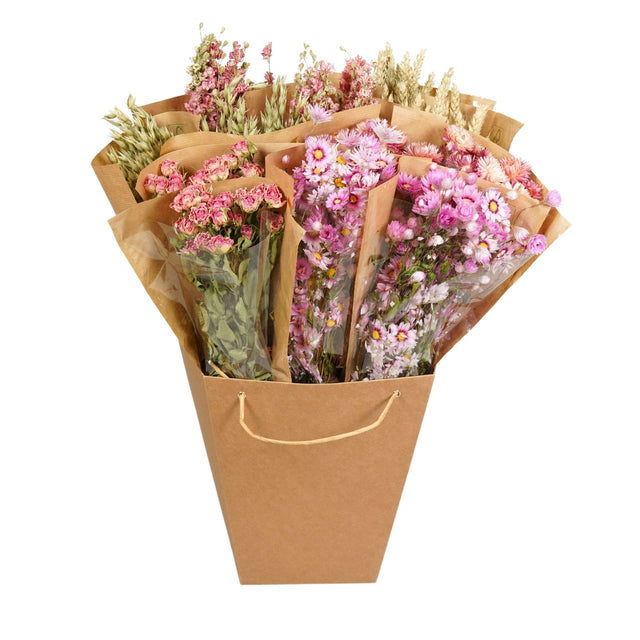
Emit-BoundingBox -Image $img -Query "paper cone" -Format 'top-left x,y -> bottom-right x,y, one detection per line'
181,347 -> 434,584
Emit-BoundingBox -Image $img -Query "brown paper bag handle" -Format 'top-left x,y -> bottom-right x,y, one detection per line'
237,389 -> 401,446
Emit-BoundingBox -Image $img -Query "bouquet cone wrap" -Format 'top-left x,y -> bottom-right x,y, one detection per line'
93,88 -> 568,583
181,345 -> 434,584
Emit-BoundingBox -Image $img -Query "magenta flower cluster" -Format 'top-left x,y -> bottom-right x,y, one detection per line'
185,35 -> 253,131
353,165 -> 548,380
287,119 -> 400,383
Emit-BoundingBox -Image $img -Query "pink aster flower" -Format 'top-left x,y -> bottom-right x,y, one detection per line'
296,257 -> 312,280
397,173 -> 423,197
480,189 -> 511,222
304,248 -> 331,271
522,178 -> 543,200
304,136 -> 336,170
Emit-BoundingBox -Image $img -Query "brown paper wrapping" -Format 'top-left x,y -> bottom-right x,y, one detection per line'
181,345 -> 434,584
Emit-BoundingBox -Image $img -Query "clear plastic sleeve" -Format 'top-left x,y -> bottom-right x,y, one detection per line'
351,164 -> 553,380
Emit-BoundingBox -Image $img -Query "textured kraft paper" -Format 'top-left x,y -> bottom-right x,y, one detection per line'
181,346 -> 434,584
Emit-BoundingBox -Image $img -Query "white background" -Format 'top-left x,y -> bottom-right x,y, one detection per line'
1,1 -> 638,638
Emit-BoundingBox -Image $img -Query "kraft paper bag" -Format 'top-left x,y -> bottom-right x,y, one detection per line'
181,346 -> 434,584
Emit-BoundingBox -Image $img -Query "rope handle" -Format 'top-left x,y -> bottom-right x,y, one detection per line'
237,389 -> 401,446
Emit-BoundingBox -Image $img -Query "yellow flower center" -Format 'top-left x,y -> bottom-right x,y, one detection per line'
334,177 -> 346,188
341,227 -> 351,236
489,199 -> 498,213
397,331 -> 408,341
313,149 -> 324,160
314,252 -> 322,260
327,268 -> 336,278
372,329 -> 381,340
349,194 -> 358,204
313,167 -> 323,174
479,241 -> 488,250
337,155 -> 346,164
326,319 -> 336,327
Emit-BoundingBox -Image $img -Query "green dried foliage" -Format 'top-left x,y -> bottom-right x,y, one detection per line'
104,95 -> 173,196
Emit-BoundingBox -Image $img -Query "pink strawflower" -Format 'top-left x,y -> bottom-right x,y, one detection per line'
499,156 -> 531,183
544,189 -> 562,207
307,104 -> 335,124
526,234 -> 547,255
442,124 -> 477,153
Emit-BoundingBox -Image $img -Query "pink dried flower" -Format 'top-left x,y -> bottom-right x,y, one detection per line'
526,233 -> 547,255
160,159 -> 179,177
544,189 -> 562,207
307,104 -> 334,124
239,163 -> 264,178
